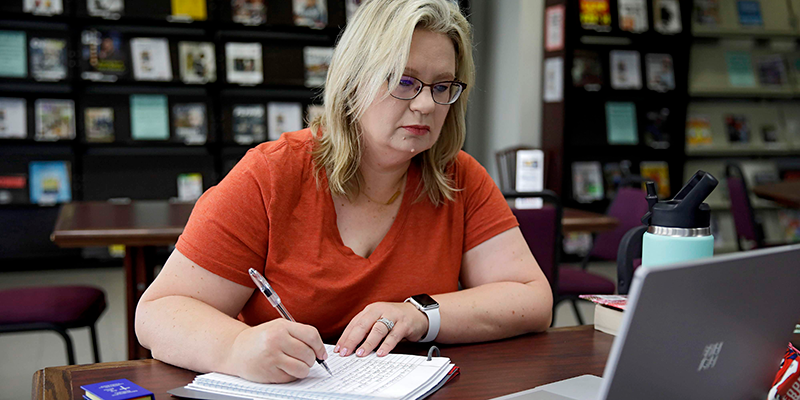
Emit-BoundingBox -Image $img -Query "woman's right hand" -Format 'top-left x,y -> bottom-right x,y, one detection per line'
228,318 -> 329,383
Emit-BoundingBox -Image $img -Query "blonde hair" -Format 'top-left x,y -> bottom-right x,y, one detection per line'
310,0 -> 474,206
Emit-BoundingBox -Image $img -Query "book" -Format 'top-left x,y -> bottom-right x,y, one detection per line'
130,94 -> 169,141
761,124 -> 779,144
345,0 -> 363,22
778,210 -> 800,243
645,53 -> 675,92
84,107 -> 115,143
80,29 -> 127,82
725,51 -> 756,87
572,161 -> 604,203
177,173 -> 203,201
543,57 -> 563,103
172,103 -> 207,145
653,0 -> 682,34
0,31 -> 28,78
545,5 -> 565,52
24,0 -> 63,15
306,104 -> 324,127
303,46 -> 334,88
30,37 -> 68,82
694,0 -> 720,26
180,345 -> 456,400
724,113 -> 750,143
640,161 -> 670,198
579,0 -> 611,32
171,0 -> 207,21
232,0 -> 266,25
225,42 -> 263,85
603,162 -> 623,200
737,0 -> 763,26
643,107 -> 671,149
35,99 -> 75,141
29,161 -> 71,205
618,0 -> 648,33
178,41 -> 216,84
88,0 -> 124,19
0,98 -> 27,139
686,115 -> 713,146
571,50 -> 602,90
293,0 -> 327,29
579,295 -> 627,336
232,104 -> 266,145
609,50 -> 642,90
757,54 -> 788,86
267,102 -> 303,141
130,38 -> 173,82
82,378 -> 154,400
0,174 -> 28,205
605,101 -> 638,145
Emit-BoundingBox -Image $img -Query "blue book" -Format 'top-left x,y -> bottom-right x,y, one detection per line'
737,0 -> 763,26
81,379 -> 154,400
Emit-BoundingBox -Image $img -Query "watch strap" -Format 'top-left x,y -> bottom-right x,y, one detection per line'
405,296 -> 441,342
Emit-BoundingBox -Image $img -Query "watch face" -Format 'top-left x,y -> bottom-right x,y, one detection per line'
412,294 -> 438,308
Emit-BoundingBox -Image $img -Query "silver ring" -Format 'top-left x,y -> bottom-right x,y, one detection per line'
377,317 -> 395,331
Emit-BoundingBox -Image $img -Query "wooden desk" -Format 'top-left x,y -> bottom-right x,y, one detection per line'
562,208 -> 618,234
51,201 -> 196,361
32,326 -> 613,400
752,181 -> 800,209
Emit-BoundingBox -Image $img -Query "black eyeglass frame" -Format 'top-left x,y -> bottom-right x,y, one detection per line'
389,76 -> 468,105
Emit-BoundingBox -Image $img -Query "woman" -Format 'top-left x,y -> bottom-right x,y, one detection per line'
135,0 -> 552,385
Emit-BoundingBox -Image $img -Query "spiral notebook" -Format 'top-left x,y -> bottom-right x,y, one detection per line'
169,344 -> 458,400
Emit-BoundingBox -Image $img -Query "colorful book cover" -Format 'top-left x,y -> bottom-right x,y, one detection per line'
605,101 -> 638,145
35,99 -> 75,141
232,104 -> 266,145
24,0 -> 63,15
225,42 -> 263,85
172,103 -> 207,145
0,97 -> 27,139
171,0 -> 207,21
0,174 -> 28,205
694,0 -> 720,26
579,0 -> 611,32
778,210 -> 800,243
610,50 -> 642,90
178,41 -> 216,84
177,173 -> 203,202
737,0 -> 763,26
293,0 -> 327,29
267,102 -> 302,141
757,54 -> 788,86
653,0 -> 682,34
572,49 -> 602,90
84,107 -> 115,143
80,29 -> 127,82
29,161 -> 71,205
725,51 -> 756,87
644,107 -> 671,149
81,379 -> 154,400
30,37 -> 68,82
572,161 -> 604,203
724,114 -> 750,143
618,0 -> 648,33
686,116 -> 713,146
303,46 -> 333,88
579,294 -> 628,310
639,161 -> 670,198
232,0 -> 266,25
88,0 -> 124,19
130,38 -> 173,82
645,53 -> 675,92
603,162 -> 623,200
0,31 -> 28,78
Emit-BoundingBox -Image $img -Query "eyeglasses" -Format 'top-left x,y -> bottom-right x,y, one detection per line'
389,75 -> 467,105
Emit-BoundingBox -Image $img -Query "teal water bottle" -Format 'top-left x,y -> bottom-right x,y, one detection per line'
641,171 -> 719,268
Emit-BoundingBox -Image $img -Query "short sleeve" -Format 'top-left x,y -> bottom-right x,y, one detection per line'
458,152 -> 519,252
176,149 -> 271,287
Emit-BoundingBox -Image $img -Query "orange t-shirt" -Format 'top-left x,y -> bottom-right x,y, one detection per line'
176,129 -> 518,339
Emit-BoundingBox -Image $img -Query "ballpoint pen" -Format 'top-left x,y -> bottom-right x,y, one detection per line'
248,268 -> 334,377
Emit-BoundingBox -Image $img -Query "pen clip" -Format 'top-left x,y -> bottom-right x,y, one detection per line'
248,268 -> 281,307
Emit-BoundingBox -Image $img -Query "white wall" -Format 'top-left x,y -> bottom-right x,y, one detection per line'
465,0 -> 544,182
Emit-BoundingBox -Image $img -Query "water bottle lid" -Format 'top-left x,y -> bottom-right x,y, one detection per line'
644,171 -> 718,229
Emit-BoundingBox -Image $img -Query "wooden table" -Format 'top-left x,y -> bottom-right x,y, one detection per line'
752,181 -> 800,209
51,201 -> 196,361
32,326 -> 614,400
562,208 -> 618,234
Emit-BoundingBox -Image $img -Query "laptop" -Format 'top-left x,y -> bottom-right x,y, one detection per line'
493,244 -> 800,400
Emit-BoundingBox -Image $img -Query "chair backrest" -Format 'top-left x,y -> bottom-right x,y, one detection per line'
504,191 -> 562,298
591,187 -> 649,260
725,163 -> 763,250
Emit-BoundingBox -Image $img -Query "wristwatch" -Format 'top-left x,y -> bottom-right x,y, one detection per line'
404,294 -> 440,342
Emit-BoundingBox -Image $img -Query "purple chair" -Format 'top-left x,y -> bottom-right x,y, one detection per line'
0,286 -> 106,365
507,191 -> 616,325
725,163 -> 765,250
580,187 -> 650,269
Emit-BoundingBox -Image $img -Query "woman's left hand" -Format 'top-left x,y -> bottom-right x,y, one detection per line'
335,301 -> 428,357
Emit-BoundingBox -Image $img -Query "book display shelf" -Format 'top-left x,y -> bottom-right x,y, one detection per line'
540,0 -> 692,214
687,0 -> 800,253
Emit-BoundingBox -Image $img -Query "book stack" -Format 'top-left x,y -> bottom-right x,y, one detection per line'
580,294 -> 627,336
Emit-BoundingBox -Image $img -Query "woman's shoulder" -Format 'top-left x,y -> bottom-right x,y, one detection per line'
246,128 -> 315,167
453,150 -> 489,178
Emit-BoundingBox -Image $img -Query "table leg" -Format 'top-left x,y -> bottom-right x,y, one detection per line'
124,246 -> 157,360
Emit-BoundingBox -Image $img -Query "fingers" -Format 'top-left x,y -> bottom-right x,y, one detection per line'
355,320 -> 391,357
285,321 -> 329,362
336,306 -> 381,357
335,302 -> 423,358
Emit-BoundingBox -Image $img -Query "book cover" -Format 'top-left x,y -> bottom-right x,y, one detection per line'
267,102 -> 302,141
30,38 -> 68,82
232,0 -> 266,25
306,104 -> 324,127
0,98 -> 27,139
761,124 -> 779,144
724,113 -> 750,143
130,94 -> 169,141
232,104 -> 266,145
757,54 -> 788,86
29,161 -> 71,205
84,107 -> 115,143
579,294 -> 628,310
645,53 -> 675,92
35,99 -> 75,141
177,173 -> 203,201
606,101 -> 638,145
80,29 -> 127,82
545,5 -> 565,52
345,0 -> 363,22
82,378 -> 154,400
572,161 -> 604,203
725,51 -> 756,87
171,0 -> 207,21
694,0 -> 720,26
618,0 -> 648,33
225,42 -> 263,85
579,0 -> 611,32
640,161 -> 670,198
571,50 -> 602,90
686,116 -> 713,146
131,38 -> 173,82
737,0 -> 763,26
610,50 -> 642,90
602,162 -> 623,200
24,0 -> 63,15
0,31 -> 28,78
653,0 -> 682,34
778,210 -> 800,243
543,57 -> 563,103
0,174 -> 28,205
172,103 -> 207,145
643,107 -> 671,149
293,0 -> 327,29
303,46 -> 333,88
88,0 -> 124,19
178,41 -> 216,84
